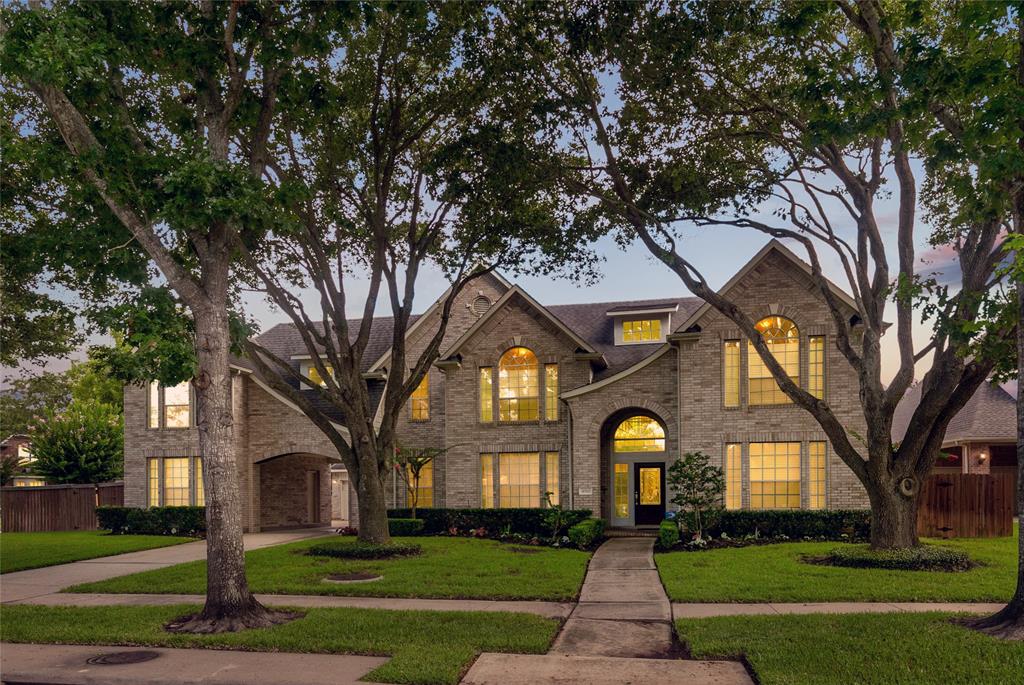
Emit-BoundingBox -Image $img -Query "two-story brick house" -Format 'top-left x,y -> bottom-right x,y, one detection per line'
124,240 -> 870,531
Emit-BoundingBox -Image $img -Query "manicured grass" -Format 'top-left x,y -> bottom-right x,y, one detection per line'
70,536 -> 590,601
678,612 -> 1024,685
657,527 -> 1017,602
0,531 -> 195,574
0,604 -> 558,685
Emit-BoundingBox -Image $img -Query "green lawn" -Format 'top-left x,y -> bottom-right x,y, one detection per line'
0,604 -> 558,685
657,529 -> 1017,602
1,531 -> 195,574
678,612 -> 1024,685
70,536 -> 590,601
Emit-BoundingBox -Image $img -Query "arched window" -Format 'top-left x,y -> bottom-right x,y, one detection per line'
613,415 -> 665,452
749,315 -> 799,405
498,347 -> 539,421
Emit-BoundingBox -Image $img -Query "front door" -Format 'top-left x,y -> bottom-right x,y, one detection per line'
633,462 -> 665,525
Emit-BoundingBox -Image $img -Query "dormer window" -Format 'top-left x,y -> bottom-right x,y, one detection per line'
607,302 -> 677,345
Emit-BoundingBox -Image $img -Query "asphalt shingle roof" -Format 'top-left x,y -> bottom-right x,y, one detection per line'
891,381 -> 1017,444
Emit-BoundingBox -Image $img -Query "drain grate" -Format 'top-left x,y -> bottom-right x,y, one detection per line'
86,651 -> 161,665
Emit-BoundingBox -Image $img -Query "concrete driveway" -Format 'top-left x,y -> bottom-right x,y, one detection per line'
0,529 -> 330,604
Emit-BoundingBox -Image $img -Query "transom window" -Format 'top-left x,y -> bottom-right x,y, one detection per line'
623,319 -> 661,342
498,347 -> 539,421
613,416 -> 665,452
148,382 -> 193,429
748,316 -> 800,406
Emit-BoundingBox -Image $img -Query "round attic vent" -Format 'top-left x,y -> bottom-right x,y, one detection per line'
471,295 -> 492,316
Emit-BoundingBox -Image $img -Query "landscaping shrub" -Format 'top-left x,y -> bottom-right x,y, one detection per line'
97,506 -> 205,536
387,507 -> 592,537
706,509 -> 871,541
806,545 -> 974,572
657,519 -> 680,550
307,540 -> 422,559
387,518 -> 425,536
566,518 -> 605,549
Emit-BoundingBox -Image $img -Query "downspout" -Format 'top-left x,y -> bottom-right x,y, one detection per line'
564,399 -> 574,510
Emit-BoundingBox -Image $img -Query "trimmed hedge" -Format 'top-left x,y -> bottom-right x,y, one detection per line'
657,520 -> 680,550
307,540 -> 422,559
706,509 -> 871,541
806,545 -> 974,572
567,518 -> 605,549
97,506 -> 205,536
388,518 -> 425,536
387,508 -> 592,537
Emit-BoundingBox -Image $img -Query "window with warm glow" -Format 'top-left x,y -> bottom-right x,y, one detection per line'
163,382 -> 191,428
479,367 -> 493,422
613,416 -> 665,452
194,457 -> 204,507
614,463 -> 629,519
545,364 -> 559,421
545,452 -> 559,506
162,457 -> 190,506
410,373 -> 430,421
147,458 -> 160,506
808,442 -> 826,509
498,347 -> 539,421
480,454 -> 494,508
148,382 -> 160,428
808,336 -> 825,399
723,340 -> 740,407
407,461 -> 433,507
725,443 -> 742,510
748,316 -> 800,405
623,319 -> 662,342
497,452 -> 540,507
749,442 -> 801,509
306,364 -> 333,387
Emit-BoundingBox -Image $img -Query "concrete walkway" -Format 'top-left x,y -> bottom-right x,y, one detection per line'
0,529 -> 329,604
0,642 -> 386,685
464,537 -> 755,685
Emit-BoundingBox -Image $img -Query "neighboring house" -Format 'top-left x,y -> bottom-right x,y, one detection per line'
124,240 -> 874,531
0,434 -> 44,487
893,381 -> 1018,505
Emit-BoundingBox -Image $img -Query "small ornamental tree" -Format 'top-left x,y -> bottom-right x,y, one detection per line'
392,445 -> 443,521
667,451 -> 725,542
28,400 -> 123,484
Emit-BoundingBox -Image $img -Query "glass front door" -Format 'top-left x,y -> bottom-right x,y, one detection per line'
633,462 -> 665,525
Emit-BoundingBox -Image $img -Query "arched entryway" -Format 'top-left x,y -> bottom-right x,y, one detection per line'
256,452 -> 336,530
601,410 -> 668,528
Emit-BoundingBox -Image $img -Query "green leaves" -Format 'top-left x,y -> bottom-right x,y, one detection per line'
28,398 -> 123,485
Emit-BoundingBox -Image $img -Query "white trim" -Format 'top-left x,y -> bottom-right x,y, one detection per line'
605,305 -> 678,317
561,345 -> 673,399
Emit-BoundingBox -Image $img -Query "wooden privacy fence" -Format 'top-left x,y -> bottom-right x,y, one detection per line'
0,482 -> 124,533
917,472 -> 1014,538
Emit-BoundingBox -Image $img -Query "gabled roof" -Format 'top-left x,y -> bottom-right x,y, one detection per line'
438,285 -> 602,364
892,381 -> 1017,445
674,239 -> 859,333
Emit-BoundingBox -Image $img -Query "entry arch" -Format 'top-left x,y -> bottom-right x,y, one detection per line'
600,408 -> 670,528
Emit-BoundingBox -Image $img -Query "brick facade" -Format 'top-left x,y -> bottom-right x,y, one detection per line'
123,245 -> 873,530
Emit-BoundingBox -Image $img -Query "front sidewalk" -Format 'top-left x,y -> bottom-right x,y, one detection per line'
0,529 -> 330,604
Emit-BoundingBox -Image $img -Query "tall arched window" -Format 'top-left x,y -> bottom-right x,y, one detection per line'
749,315 -> 799,406
498,347 -> 539,421
613,415 -> 665,452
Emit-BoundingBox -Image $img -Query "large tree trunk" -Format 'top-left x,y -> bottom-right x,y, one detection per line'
865,474 -> 920,550
167,276 -> 296,633
968,282 -> 1024,640
354,445 -> 392,545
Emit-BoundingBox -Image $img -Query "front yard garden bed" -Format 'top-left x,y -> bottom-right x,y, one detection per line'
656,526 -> 1017,602
678,612 -> 1024,685
0,604 -> 559,685
0,531 -> 196,574
68,536 -> 590,601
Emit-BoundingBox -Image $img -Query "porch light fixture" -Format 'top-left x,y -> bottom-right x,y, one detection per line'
977,451 -> 988,463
